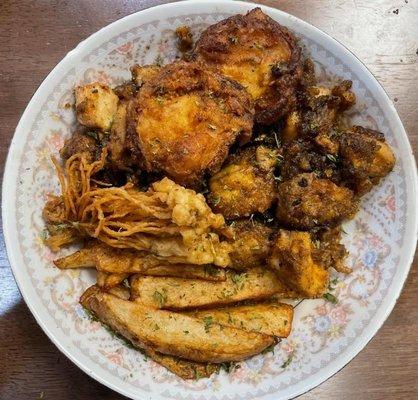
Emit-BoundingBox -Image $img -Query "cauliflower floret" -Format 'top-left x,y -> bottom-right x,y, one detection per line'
339,126 -> 395,195
269,229 -> 329,297
208,146 -> 277,219
75,83 -> 119,131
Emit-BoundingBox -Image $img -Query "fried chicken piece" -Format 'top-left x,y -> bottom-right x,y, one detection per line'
75,83 -> 119,131
134,61 -> 254,187
195,8 -> 302,125
269,230 -> 329,297
276,173 -> 358,229
229,220 -> 273,270
208,146 -> 277,219
338,126 -> 395,195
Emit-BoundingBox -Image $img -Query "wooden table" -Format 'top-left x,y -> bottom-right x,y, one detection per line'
0,1 -> 417,399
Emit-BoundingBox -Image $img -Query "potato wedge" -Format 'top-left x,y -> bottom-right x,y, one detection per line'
143,264 -> 226,281
145,349 -> 219,380
97,271 -> 129,289
130,267 -> 296,309
185,303 -> 293,337
106,284 -> 218,379
81,286 -> 275,363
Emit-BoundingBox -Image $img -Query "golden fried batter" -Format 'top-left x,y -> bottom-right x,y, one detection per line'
338,126 -> 395,195
208,146 -> 277,219
195,8 -> 302,125
269,229 -> 329,297
229,220 -> 273,270
134,61 -> 254,187
276,173 -> 358,229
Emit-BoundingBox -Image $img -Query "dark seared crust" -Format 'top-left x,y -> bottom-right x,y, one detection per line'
134,61 -> 254,187
276,173 -> 358,229
195,8 -> 302,125
60,131 -> 99,162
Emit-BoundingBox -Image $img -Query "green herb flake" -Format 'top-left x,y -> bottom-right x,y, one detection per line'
153,290 -> 167,307
204,265 -> 220,277
203,316 -> 213,333
183,330 -> 189,335
262,343 -> 276,355
155,96 -> 165,105
326,153 -> 338,163
84,130 -> 99,141
323,292 -> 338,304
281,351 -> 294,368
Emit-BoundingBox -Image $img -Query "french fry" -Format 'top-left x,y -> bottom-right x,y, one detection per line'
96,271 -> 129,289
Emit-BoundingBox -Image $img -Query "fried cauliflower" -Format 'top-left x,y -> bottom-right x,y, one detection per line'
75,83 -> 119,131
338,126 -> 395,194
269,229 -> 329,297
195,8 -> 302,125
229,220 -> 273,270
208,146 -> 277,219
276,173 -> 358,229
134,61 -> 254,187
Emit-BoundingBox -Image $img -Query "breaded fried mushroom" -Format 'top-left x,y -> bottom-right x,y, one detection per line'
269,229 -> 329,297
134,61 -> 254,187
195,8 -> 302,124
208,146 -> 277,219
276,173 -> 358,229
338,126 -> 395,195
229,220 -> 273,270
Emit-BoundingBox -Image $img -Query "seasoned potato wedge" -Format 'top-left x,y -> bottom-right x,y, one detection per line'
145,349 -> 219,380
106,285 -> 219,379
185,302 -> 293,337
130,267 -> 296,309
96,271 -> 129,289
54,244 -> 225,281
75,83 -> 119,131
80,286 -> 274,363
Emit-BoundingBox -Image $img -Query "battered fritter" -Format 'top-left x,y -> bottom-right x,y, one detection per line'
134,61 -> 254,187
208,146 -> 278,219
195,8 -> 302,125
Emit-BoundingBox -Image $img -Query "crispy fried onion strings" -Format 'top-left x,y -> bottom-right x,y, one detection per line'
45,151 -> 232,267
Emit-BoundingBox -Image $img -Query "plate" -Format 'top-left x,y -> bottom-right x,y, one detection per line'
2,1 -> 417,399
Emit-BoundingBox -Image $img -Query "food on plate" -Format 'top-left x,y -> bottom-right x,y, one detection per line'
81,286 -> 275,363
41,7 -> 396,380
276,173 -> 358,229
55,242 -> 226,281
269,230 -> 329,297
207,146 -> 278,218
195,8 -> 302,125
185,302 -> 293,337
228,219 -> 273,270
134,61 -> 254,187
130,267 -> 298,309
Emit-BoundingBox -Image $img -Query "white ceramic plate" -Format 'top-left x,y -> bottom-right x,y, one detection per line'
3,1 -> 417,399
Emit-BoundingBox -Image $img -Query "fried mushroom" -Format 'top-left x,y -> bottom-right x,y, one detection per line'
195,7 -> 302,125
134,61 -> 254,187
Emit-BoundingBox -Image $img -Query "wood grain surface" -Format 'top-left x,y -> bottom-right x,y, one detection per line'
0,1 -> 417,399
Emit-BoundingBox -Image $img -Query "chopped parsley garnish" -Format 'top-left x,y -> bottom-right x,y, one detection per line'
153,290 -> 167,307
281,351 -> 294,368
323,292 -> 338,304
203,316 -> 213,333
